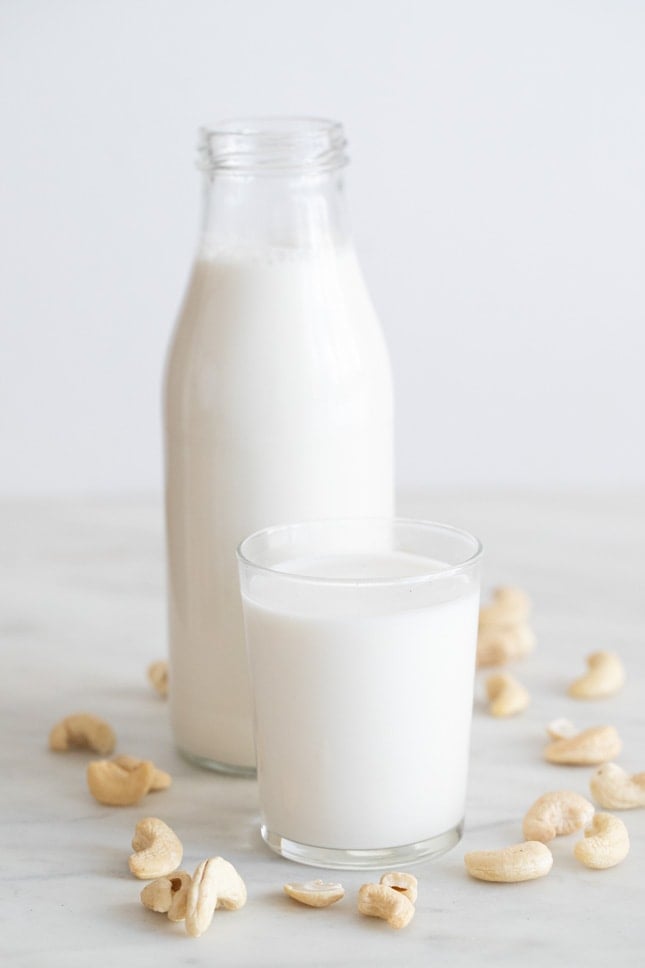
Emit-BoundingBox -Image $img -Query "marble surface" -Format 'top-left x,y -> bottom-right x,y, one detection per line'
2,492 -> 644,967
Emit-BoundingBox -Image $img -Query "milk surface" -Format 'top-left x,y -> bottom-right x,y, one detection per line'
242,551 -> 479,849
164,247 -> 394,768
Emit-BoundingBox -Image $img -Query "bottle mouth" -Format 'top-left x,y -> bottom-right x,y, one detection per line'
197,117 -> 348,175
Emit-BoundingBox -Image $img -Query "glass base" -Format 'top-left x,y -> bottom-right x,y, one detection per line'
261,820 -> 463,870
178,746 -> 256,777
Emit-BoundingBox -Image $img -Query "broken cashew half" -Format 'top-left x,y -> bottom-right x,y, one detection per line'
522,791 -> 595,842
568,651 -> 625,699
87,755 -> 171,806
129,817 -> 183,880
283,880 -> 344,908
111,755 -> 172,791
185,857 -> 247,938
544,724 -> 622,765
140,870 -> 191,921
590,763 -> 645,810
464,841 -> 553,882
573,812 -> 630,869
379,871 -> 418,905
148,660 -> 169,698
49,713 -> 116,755
357,883 -> 415,929
486,673 -> 530,717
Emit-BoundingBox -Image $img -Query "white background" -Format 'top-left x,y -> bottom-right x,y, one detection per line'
1,0 -> 644,496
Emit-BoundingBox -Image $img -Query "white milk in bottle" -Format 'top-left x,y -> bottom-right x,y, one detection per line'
163,119 -> 394,772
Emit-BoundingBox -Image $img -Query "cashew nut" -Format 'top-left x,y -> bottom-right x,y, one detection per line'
546,717 -> 578,740
87,759 -> 156,806
477,624 -> 536,667
522,791 -> 595,842
477,587 -> 535,667
479,586 -> 531,627
568,651 -> 625,700
140,870 -> 191,921
112,755 -> 172,791
128,817 -> 183,880
573,812 -> 630,869
476,627 -> 518,667
379,871 -> 418,904
590,763 -> 645,810
49,713 -> 116,755
464,841 -> 553,882
148,660 -> 169,698
357,883 -> 415,929
544,725 -> 622,765
185,858 -> 247,938
486,673 -> 530,717
283,880 -> 344,908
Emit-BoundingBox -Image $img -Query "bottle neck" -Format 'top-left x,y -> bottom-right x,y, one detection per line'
196,118 -> 352,256
199,170 -> 351,255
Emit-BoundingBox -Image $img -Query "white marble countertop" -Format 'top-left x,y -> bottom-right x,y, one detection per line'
2,492 -> 644,967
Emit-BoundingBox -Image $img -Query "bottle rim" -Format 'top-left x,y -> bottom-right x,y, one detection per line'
197,116 -> 348,175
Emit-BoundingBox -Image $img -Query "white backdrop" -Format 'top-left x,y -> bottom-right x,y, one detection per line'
1,0 -> 644,495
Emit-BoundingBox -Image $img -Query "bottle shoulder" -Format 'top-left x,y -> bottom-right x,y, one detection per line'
168,248 -> 387,349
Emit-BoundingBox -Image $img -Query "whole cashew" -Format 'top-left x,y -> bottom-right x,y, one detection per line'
379,871 -> 418,905
140,870 -> 191,921
573,812 -> 630,869
464,842 -> 553,882
49,713 -> 115,755
283,880 -> 344,908
486,673 -> 530,717
568,651 -> 625,699
148,660 -> 169,698
87,759 -> 156,806
128,817 -> 183,880
590,763 -> 645,810
185,858 -> 247,938
544,725 -> 622,765
357,883 -> 415,929
522,791 -> 595,842
112,755 -> 172,791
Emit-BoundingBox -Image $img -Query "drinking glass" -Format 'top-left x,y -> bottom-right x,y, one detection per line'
237,518 -> 482,870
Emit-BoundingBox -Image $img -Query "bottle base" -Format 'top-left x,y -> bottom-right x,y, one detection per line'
178,746 -> 256,777
261,820 -> 463,870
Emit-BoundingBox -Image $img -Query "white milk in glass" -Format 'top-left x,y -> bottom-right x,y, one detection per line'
241,551 -> 480,852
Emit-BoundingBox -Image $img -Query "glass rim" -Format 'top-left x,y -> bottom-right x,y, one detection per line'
236,517 -> 483,588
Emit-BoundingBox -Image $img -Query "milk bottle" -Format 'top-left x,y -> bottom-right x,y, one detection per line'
163,119 -> 394,772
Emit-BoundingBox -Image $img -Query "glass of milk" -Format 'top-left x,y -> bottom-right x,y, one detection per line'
237,518 -> 482,870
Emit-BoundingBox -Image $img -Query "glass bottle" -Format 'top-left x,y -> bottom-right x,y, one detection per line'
163,117 -> 394,773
